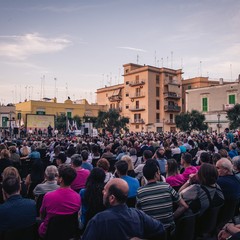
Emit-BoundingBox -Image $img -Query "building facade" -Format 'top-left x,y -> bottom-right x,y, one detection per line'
182,77 -> 220,112
97,63 -> 182,132
15,98 -> 107,129
186,81 -> 240,132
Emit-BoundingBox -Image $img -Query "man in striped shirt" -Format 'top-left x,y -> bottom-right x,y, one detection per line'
136,159 -> 188,230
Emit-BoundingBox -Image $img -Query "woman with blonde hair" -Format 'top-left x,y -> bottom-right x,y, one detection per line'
121,155 -> 136,177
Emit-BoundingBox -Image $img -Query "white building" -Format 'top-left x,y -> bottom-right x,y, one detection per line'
186,80 -> 240,132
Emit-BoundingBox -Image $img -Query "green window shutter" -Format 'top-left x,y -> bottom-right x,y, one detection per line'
67,112 -> 72,118
202,98 -> 208,112
229,95 -> 235,104
2,117 -> 8,127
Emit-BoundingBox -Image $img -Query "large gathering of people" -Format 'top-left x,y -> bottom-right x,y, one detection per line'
0,128 -> 240,239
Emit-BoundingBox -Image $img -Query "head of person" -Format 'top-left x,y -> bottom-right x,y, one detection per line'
121,155 -> 134,171
9,146 -> 17,154
218,149 -> 229,158
198,163 -> 218,186
200,152 -> 211,164
81,150 -> 89,161
181,152 -> 192,166
230,143 -> 237,150
166,158 -> 179,176
56,152 -> 67,166
216,158 -> 233,176
129,148 -> 137,156
0,149 -> 10,159
142,150 -> 153,162
86,167 -> 105,187
45,165 -> 58,181
58,164 -> 77,186
102,178 -> 129,207
232,156 -> 240,173
71,154 -> 82,167
2,176 -> 20,199
97,158 -> 110,172
143,159 -> 160,181
212,153 -> 221,165
115,160 -> 128,176
2,167 -> 21,182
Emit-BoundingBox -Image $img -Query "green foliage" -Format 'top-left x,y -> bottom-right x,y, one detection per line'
94,109 -> 129,133
55,113 -> 67,131
226,103 -> 240,129
175,110 -> 208,132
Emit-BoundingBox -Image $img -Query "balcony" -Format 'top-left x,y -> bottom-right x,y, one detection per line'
108,95 -> 122,102
164,79 -> 180,86
129,80 -> 145,87
165,119 -> 175,125
129,92 -> 145,99
164,105 -> 181,112
129,106 -> 146,111
131,119 -> 145,124
164,92 -> 181,99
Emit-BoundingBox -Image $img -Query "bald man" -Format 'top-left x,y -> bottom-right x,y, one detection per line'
216,158 -> 240,201
82,178 -> 165,240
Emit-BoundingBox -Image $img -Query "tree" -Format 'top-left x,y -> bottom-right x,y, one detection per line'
94,109 -> 129,133
226,103 -> 240,129
55,114 -> 67,132
175,110 -> 208,132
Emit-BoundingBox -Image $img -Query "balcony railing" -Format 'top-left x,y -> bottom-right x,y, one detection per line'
164,105 -> 181,112
165,119 -> 175,125
108,95 -> 122,102
164,79 -> 180,85
131,119 -> 145,124
164,92 -> 181,99
129,106 -> 146,111
129,80 -> 145,87
129,92 -> 145,99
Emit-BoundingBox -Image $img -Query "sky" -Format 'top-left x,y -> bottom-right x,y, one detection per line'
0,0 -> 240,104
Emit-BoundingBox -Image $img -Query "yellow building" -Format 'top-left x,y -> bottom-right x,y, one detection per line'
15,98 -> 107,128
97,63 -> 182,132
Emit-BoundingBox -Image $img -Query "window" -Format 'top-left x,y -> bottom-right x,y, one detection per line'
36,111 -> 45,115
17,113 -> 21,119
136,125 -> 139,129
136,100 -> 139,109
2,117 -> 8,127
202,97 -> 208,112
169,76 -> 173,81
229,94 -> 235,104
126,93 -> 129,97
156,100 -> 160,110
126,81 -> 129,85
126,105 -> 129,109
134,113 -> 141,121
188,85 -> 192,89
136,88 -> 141,97
135,75 -> 139,81
67,112 -> 72,118
156,113 -> 160,123
156,87 -> 160,97
156,75 -> 160,84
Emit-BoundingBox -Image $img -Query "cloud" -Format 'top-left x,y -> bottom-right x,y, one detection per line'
117,46 -> 147,52
0,33 -> 71,60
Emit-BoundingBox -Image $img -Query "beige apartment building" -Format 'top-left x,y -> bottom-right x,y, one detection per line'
182,77 -> 220,112
97,63 -> 182,132
186,81 -> 240,132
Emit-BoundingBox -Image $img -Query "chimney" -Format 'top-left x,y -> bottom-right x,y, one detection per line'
219,78 -> 223,84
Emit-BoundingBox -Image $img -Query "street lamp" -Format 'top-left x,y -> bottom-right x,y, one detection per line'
217,113 -> 221,135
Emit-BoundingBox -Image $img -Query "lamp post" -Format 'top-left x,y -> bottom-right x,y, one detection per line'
162,118 -> 165,133
217,113 -> 221,135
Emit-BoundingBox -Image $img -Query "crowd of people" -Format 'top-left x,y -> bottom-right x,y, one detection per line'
0,128 -> 240,239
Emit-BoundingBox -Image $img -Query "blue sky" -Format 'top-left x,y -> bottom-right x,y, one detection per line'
0,0 -> 239,104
